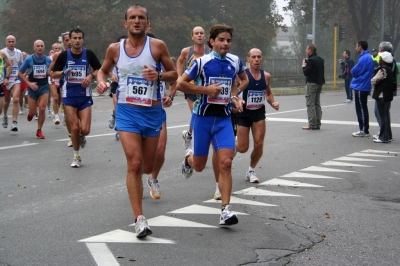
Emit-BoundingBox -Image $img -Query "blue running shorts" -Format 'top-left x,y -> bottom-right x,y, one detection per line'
116,103 -> 162,138
62,96 -> 93,111
192,115 -> 235,156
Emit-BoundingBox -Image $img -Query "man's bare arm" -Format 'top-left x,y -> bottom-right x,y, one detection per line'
265,71 -> 279,110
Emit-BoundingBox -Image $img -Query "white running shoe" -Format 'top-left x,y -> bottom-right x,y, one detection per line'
47,108 -> 52,118
19,108 -> 24,115
10,121 -> 18,131
245,171 -> 259,183
219,205 -> 238,225
67,137 -> 73,147
34,114 -> 38,120
352,131 -> 370,137
214,187 -> 221,200
182,130 -> 192,150
2,116 -> 8,128
79,136 -> 87,148
108,114 -> 115,129
147,177 -> 161,199
71,156 -> 81,168
135,215 -> 152,238
181,148 -> 193,178
54,114 -> 60,125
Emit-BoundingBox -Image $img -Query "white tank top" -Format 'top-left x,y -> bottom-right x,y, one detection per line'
115,37 -> 159,105
2,48 -> 23,82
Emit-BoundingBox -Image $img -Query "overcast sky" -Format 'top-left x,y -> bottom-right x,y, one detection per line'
275,0 -> 292,26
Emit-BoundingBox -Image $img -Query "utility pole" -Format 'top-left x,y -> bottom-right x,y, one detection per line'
312,0 -> 316,44
333,23 -> 338,88
380,0 -> 384,42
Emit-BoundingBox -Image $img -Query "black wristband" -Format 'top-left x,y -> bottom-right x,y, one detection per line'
168,95 -> 174,101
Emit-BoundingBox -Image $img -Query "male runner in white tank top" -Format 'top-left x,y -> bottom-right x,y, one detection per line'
96,4 -> 177,238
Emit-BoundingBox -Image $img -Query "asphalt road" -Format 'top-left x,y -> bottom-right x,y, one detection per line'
1,90 -> 399,266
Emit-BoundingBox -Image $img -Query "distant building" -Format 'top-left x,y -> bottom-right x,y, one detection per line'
272,26 -> 296,58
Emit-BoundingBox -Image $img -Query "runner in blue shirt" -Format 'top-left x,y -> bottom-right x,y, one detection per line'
18,40 -> 52,139
177,24 -> 248,226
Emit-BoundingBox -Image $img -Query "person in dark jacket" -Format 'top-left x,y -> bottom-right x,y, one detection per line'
371,51 -> 394,143
302,43 -> 325,130
350,41 -> 374,137
339,50 -> 355,103
373,41 -> 398,141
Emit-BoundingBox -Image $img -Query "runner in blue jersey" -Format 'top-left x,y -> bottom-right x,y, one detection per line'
235,48 -> 279,183
18,40 -> 52,139
52,28 -> 102,168
177,24 -> 248,226
96,5 -> 177,238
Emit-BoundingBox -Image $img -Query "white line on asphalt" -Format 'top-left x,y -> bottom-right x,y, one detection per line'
281,172 -> 342,179
260,178 -> 324,187
0,143 -> 39,150
321,161 -> 372,167
333,157 -> 382,162
265,103 -> 345,115
361,149 -> 400,154
204,195 -> 279,206
85,243 -> 120,266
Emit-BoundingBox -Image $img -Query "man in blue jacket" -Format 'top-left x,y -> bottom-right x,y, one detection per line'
350,41 -> 374,137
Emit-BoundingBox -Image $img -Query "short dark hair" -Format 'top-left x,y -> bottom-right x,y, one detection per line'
357,41 -> 368,51
207,24 -> 233,49
344,50 -> 350,56
307,43 -> 317,53
125,4 -> 148,21
69,28 -> 84,39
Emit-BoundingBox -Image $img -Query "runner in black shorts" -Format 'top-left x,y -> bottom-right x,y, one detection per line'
236,48 -> 279,183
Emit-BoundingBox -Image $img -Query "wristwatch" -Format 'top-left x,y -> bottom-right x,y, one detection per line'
158,72 -> 163,80
168,95 -> 174,101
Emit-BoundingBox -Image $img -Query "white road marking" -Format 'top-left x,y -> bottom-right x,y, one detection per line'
347,152 -> 393,158
233,187 -> 301,197
0,142 -> 39,150
168,204 -> 249,215
321,161 -> 372,167
140,215 -> 218,228
79,229 -> 175,244
281,172 -> 341,179
334,157 -> 382,162
260,178 -> 324,187
264,117 -> 399,127
85,243 -> 120,266
204,196 -> 278,206
300,166 -> 355,172
265,103 -> 348,115
361,149 -> 399,155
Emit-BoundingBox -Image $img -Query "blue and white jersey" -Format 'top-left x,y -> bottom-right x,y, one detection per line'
185,51 -> 244,116
62,48 -> 91,98
115,36 -> 161,106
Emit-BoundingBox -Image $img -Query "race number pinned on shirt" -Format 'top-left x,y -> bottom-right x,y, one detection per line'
246,90 -> 265,110
33,65 -> 47,79
126,76 -> 154,107
207,77 -> 232,105
67,65 -> 86,83
10,67 -> 19,79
